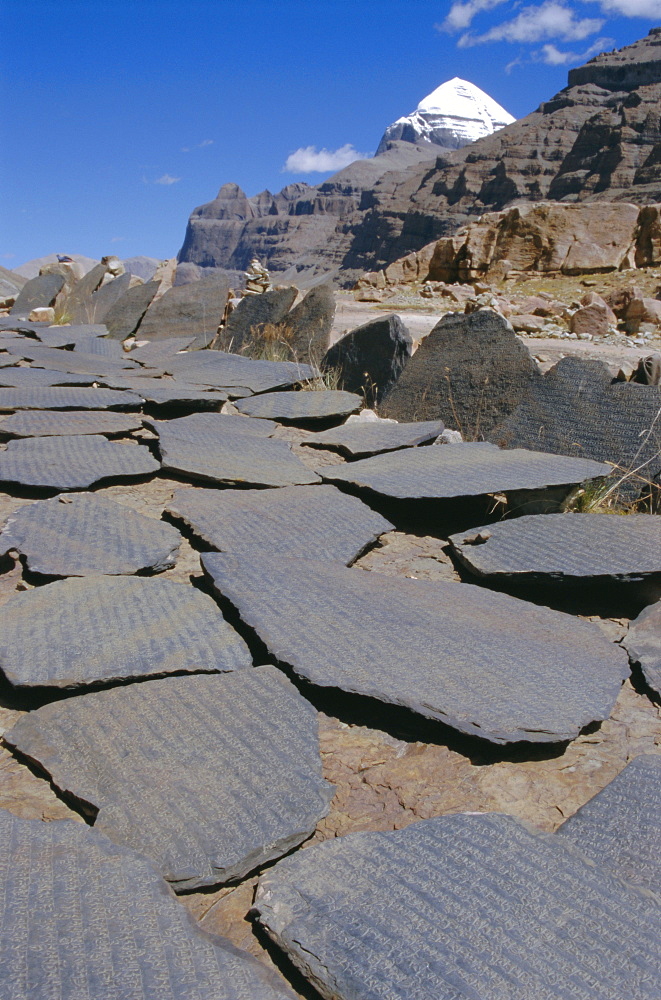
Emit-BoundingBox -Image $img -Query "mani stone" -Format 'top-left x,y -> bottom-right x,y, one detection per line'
166,350 -> 315,394
4,667 -> 334,891
235,389 -> 362,423
278,283 -> 336,364
448,513 -> 661,587
215,286 -> 298,353
62,263 -> 108,320
0,810 -> 295,1000
557,755 -> 661,894
102,376 -> 230,407
623,599 -> 661,698
10,273 -> 65,316
0,409 -> 142,438
80,270 -> 132,323
0,494 -> 181,577
303,419 -> 445,457
380,309 -> 539,434
138,275 -> 232,343
253,813 -> 661,1000
0,387 -> 144,411
35,323 -> 109,346
320,441 -> 611,503
203,553 -> 628,744
168,484 -> 393,564
104,279 -> 160,340
322,313 -> 413,407
489,357 -> 661,497
0,368 -> 96,388
0,574 -> 249,689
129,336 -> 197,364
0,436 -> 159,490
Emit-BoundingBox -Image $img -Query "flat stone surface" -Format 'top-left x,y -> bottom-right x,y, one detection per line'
449,513 -> 661,585
321,441 -> 611,500
303,419 -> 445,457
0,409 -> 143,437
557,754 -> 661,893
166,350 -> 315,394
253,813 -> 661,1000
235,390 -> 362,423
103,377 -> 230,406
148,411 -> 277,440
167,485 -> 392,564
104,279 -> 160,340
0,574 -> 249,688
82,270 -> 132,322
0,494 -> 181,577
129,337 -> 197,364
323,314 -> 413,407
216,286 -> 298,354
35,323 -> 109,344
0,809 -> 296,1000
72,334 -> 126,358
381,309 -> 539,435
0,367 -> 96,388
4,668 -> 333,890
10,273 -> 65,316
203,553 -> 628,744
623,599 -> 661,697
3,342 -> 143,376
0,435 -> 159,490
139,275 -> 232,343
0,386 -> 144,411
490,357 -> 661,497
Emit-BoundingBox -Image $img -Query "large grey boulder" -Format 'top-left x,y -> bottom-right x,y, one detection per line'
138,275 -> 231,343
0,435 -> 158,490
82,271 -> 132,322
322,314 -> 414,406
623,599 -> 661,698
215,286 -> 298,354
104,279 -> 160,340
64,263 -> 108,321
4,667 -> 334,891
280,283 -> 335,363
10,273 -> 65,316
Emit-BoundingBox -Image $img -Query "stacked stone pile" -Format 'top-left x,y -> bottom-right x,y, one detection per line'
0,309 -> 659,999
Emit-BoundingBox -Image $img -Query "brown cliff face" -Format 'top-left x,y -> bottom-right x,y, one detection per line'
178,30 -> 661,287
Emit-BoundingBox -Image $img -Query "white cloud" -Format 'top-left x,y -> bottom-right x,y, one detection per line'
282,143 -> 370,173
181,139 -> 214,153
582,0 -> 661,15
438,0 -> 510,32
154,174 -> 181,185
459,2 -> 604,46
535,35 -> 613,63
110,236 -> 126,243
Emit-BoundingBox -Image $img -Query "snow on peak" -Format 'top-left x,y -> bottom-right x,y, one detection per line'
417,78 -> 514,130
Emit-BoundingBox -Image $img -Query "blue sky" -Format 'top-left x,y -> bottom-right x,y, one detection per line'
3,1 -> 660,266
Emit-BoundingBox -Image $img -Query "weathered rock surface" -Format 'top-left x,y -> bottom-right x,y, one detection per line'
204,553 -> 628,743
4,668 -> 333,890
10,273 -> 65,316
76,271 -> 132,323
380,310 -> 539,434
278,283 -> 335,363
138,275 -> 232,343
129,336 -> 197,364
0,409 -> 142,437
165,351 -> 315,394
624,599 -> 661,698
169,484 -> 392,564
35,323 -> 109,348
303,419 -> 444,457
253,813 -> 661,1000
0,386 -> 143,411
103,279 -> 160,340
0,436 -> 159,490
235,389 -> 362,423
0,368 -> 96,388
0,574 -> 249,688
557,754 -> 661,894
104,377 -> 230,407
0,808 -> 296,1000
0,494 -> 181,577
215,287 -> 298,354
322,314 -> 413,405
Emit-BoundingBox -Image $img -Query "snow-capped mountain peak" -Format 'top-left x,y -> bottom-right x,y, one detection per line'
377,77 -> 515,154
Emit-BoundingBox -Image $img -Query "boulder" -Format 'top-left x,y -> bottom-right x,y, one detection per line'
625,295 -> 661,333
65,263 -> 109,322
138,275 -> 232,343
276,283 -> 335,363
623,599 -> 661,698
10,273 -> 65,317
570,294 -> 617,338
214,286 -> 298,354
84,271 -> 132,322
322,314 -> 413,406
103,279 -> 160,340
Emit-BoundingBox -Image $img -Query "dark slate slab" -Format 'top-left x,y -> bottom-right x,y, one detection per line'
147,411 -> 277,440
281,283 -> 335,364
0,574 -> 249,689
253,813 -> 661,1000
0,409 -> 142,437
381,309 -> 539,434
303,419 -> 445,457
0,317 -> 47,333
449,513 -> 661,586
0,435 -> 158,490
216,286 -> 298,353
129,336 -> 197,364
557,755 -> 661,894
489,357 -> 661,498
320,441 -> 611,501
72,335 -> 125,357
35,323 -> 110,348
4,667 -> 333,890
623,599 -> 661,698
165,350 -> 315,394
322,314 -> 414,406
10,273 -> 65,316
0,809 -> 296,1000
2,342 -> 143,376
64,263 -> 107,320
139,275 -> 232,343
101,376 -> 230,406
0,387 -> 143,411
203,553 -> 628,744
103,279 -> 160,340
0,494 -> 181,576
235,389 -> 362,423
0,367 -> 96,388
167,484 -> 392,564
83,270 -> 132,322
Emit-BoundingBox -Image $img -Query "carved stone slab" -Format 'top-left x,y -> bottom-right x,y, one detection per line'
167,484 -> 392,564
253,813 -> 661,1000
322,313 -> 414,406
321,442 -> 611,500
235,390 -> 362,423
0,368 -> 96,388
10,272 -> 65,316
129,336 -> 197,364
203,553 -> 628,744
4,668 -> 334,890
0,436 -> 159,490
0,808 -> 295,1000
0,494 -> 181,576
3,342 -> 142,375
35,323 -> 109,347
623,599 -> 661,697
0,409 -> 143,437
103,377 -> 230,406
104,279 -> 160,340
557,755 -> 661,893
147,411 -> 277,440
449,513 -> 661,585
303,419 -> 445,457
0,387 -> 144,411
0,574 -> 250,689
166,350 -> 315,394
